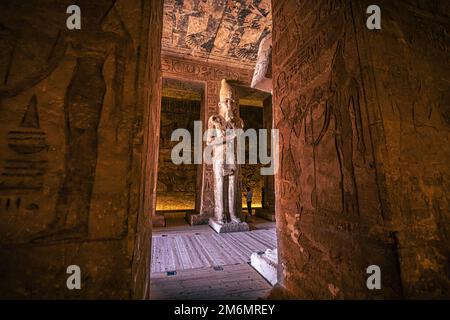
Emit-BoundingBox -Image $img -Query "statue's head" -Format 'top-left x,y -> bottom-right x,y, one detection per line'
218,79 -> 238,121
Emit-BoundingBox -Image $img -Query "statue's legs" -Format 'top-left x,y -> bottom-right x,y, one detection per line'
213,162 -> 225,223
228,174 -> 240,223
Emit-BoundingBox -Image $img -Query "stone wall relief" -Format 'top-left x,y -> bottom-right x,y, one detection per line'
0,95 -> 49,243
36,3 -> 132,242
276,31 -> 366,219
0,1 -> 134,243
314,38 -> 366,217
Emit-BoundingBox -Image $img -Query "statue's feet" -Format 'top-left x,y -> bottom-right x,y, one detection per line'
215,217 -> 225,225
231,217 -> 241,224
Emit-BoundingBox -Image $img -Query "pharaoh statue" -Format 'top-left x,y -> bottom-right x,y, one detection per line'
206,79 -> 244,225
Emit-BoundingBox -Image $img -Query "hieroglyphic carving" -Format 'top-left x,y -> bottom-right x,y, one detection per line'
1,95 -> 48,196
274,4 -> 348,215
280,34 -> 368,216
207,81 -> 220,114
161,55 -> 253,85
7,96 -> 48,155
273,0 -> 343,71
0,94 -> 48,244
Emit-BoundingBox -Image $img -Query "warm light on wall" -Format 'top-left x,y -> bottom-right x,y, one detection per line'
156,193 -> 195,211
155,193 -> 262,212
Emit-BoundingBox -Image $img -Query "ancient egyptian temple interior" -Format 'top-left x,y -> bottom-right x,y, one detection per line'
0,0 -> 449,301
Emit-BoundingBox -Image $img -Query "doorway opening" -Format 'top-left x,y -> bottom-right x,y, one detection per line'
150,88 -> 276,299
149,0 -> 275,300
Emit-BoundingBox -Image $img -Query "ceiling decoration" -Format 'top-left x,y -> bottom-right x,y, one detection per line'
162,0 -> 272,69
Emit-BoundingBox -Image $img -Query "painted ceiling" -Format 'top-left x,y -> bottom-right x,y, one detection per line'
162,0 -> 272,69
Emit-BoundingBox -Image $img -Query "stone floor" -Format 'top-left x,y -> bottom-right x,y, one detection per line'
150,217 -> 276,300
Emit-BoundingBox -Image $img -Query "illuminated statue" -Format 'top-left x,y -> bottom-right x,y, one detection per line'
207,79 -> 244,224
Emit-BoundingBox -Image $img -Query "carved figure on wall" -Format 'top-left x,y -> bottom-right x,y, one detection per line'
313,39 -> 366,216
277,95 -> 305,211
206,79 -> 244,224
33,1 -> 132,241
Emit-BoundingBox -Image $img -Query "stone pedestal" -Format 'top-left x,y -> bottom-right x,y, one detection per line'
251,248 -> 278,286
255,208 -> 276,222
187,212 -> 211,225
209,218 -> 249,233
152,214 -> 166,228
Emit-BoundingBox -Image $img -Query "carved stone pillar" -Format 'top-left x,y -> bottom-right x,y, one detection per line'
0,0 -> 164,298
271,0 -> 404,299
188,80 -> 219,224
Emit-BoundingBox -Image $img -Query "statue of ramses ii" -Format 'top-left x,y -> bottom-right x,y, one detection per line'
206,79 -> 244,225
